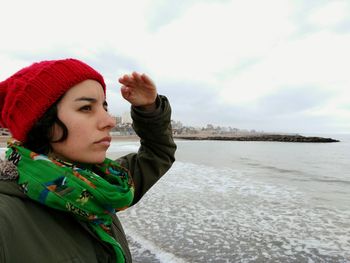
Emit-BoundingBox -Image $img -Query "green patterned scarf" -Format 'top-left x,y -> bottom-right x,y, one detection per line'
6,140 -> 134,263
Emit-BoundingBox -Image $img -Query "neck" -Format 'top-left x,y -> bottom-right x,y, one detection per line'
48,152 -> 94,170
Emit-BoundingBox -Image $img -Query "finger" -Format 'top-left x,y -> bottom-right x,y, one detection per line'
120,86 -> 131,100
131,71 -> 141,79
132,71 -> 143,85
140,73 -> 155,86
118,74 -> 132,85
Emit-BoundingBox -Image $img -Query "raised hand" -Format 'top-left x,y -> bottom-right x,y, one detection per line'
118,72 -> 157,111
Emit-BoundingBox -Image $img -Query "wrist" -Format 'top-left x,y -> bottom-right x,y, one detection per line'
137,102 -> 157,112
135,95 -> 159,112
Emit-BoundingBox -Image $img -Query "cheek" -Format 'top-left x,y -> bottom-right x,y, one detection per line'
68,122 -> 96,152
50,121 -> 89,152
50,128 -> 91,161
55,111 -> 85,140
52,121 -> 85,142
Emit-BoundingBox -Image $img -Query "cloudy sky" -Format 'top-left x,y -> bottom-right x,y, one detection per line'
1,0 -> 349,134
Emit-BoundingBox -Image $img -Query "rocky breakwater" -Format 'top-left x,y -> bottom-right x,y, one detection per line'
175,134 -> 340,143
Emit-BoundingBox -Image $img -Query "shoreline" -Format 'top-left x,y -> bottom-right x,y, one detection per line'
0,135 -> 140,148
111,135 -> 139,141
0,133 -> 340,147
174,134 -> 340,143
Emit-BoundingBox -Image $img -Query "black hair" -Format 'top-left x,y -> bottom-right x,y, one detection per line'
24,100 -> 68,155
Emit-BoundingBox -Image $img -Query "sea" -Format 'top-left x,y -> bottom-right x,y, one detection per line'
1,134 -> 349,262
109,134 -> 350,263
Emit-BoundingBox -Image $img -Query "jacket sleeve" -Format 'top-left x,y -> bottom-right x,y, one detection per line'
0,220 -> 6,262
115,95 -> 177,205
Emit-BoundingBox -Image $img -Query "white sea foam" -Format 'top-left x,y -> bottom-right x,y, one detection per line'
122,225 -> 188,263
119,159 -> 350,262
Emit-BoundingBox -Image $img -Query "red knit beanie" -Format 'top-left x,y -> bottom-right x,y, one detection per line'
0,58 -> 106,142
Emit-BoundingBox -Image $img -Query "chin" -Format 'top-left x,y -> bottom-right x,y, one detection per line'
79,153 -> 107,165
87,158 -> 106,164
92,154 -> 107,164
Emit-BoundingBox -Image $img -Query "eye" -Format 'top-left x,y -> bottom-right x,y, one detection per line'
79,105 -> 92,112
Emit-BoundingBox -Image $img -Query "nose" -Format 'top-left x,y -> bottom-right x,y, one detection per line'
98,110 -> 116,130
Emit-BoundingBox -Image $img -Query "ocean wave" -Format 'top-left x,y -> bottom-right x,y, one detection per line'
242,159 -> 304,176
123,226 -> 188,263
312,178 -> 350,185
119,161 -> 350,262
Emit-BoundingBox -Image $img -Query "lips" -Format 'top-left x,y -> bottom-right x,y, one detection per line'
94,136 -> 112,146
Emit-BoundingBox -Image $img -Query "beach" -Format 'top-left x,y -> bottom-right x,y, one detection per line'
0,135 -> 140,148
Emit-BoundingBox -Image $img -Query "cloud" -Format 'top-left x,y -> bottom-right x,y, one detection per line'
137,0 -> 296,82
219,30 -> 350,107
256,86 -> 334,115
307,1 -> 350,28
146,0 -> 232,32
0,0 -> 349,133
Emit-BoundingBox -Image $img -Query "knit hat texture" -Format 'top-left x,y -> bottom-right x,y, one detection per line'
0,58 -> 106,142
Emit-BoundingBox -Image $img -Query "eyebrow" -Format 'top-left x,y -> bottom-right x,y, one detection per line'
74,97 -> 97,102
74,97 -> 108,106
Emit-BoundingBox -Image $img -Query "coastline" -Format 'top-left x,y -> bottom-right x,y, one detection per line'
0,135 -> 140,148
0,133 -> 340,148
173,134 -> 340,143
111,135 -> 139,141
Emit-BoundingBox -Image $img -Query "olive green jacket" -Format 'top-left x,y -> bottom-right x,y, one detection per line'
0,95 -> 176,263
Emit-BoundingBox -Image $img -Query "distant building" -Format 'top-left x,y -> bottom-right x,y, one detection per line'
109,115 -> 117,127
171,120 -> 183,130
122,111 -> 132,124
114,116 -> 122,125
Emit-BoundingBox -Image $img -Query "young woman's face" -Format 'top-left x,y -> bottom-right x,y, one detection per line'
50,80 -> 116,164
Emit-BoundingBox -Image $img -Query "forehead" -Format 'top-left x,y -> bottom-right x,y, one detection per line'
61,79 -> 105,101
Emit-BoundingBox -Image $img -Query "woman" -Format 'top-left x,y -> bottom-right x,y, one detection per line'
0,58 -> 176,262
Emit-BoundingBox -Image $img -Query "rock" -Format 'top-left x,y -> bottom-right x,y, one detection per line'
174,134 -> 339,143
